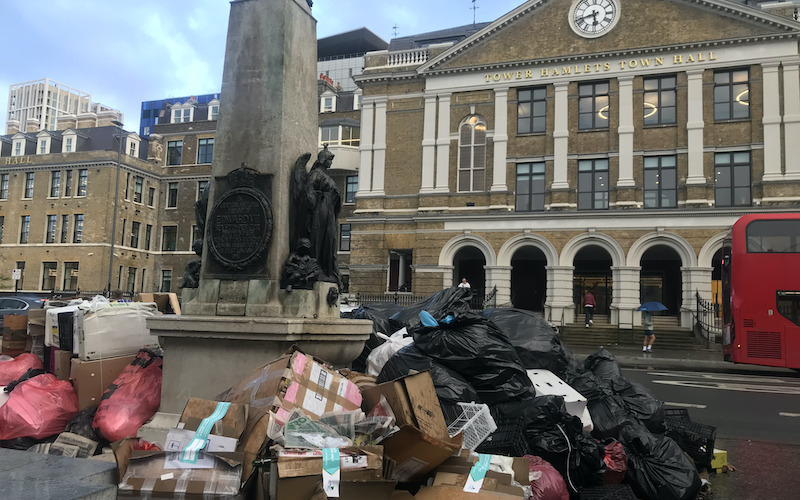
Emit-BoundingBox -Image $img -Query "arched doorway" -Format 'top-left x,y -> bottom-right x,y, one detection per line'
573,245 -> 613,315
454,246 -> 486,300
511,246 -> 547,311
640,245 -> 682,315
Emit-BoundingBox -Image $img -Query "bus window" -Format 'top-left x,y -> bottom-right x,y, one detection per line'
746,220 -> 800,253
777,291 -> 800,327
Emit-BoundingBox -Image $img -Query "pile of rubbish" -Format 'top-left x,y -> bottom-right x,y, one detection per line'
0,288 -> 720,499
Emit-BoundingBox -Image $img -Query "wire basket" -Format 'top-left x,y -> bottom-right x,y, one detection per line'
441,402 -> 497,450
475,417 -> 528,456
664,416 -> 717,470
579,484 -> 638,500
664,408 -> 691,422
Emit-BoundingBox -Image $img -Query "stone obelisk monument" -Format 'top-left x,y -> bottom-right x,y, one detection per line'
147,0 -> 371,414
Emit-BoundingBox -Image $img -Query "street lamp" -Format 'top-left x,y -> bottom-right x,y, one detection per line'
107,120 -> 125,295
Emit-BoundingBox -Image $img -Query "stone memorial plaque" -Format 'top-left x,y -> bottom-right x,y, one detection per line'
207,186 -> 273,272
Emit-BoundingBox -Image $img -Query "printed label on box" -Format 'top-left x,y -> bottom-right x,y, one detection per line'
322,448 -> 340,498
310,363 -> 333,391
464,453 -> 491,493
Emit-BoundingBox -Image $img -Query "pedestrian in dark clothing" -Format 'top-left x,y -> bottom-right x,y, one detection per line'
583,290 -> 596,327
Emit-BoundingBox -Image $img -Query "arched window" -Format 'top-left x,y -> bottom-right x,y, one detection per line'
458,115 -> 487,192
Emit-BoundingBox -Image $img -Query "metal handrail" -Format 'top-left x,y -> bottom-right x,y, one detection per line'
694,290 -> 722,347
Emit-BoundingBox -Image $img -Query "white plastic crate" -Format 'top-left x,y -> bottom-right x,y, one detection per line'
445,402 -> 497,450
527,369 -> 593,432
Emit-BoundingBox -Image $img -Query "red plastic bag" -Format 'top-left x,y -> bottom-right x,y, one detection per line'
603,439 -> 628,484
526,455 -> 569,500
92,349 -> 162,442
0,353 -> 45,386
0,373 -> 79,440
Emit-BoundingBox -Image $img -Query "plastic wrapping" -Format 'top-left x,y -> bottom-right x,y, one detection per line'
365,327 -> 413,376
0,353 -> 45,386
348,302 -> 405,372
526,455 -> 569,500
602,439 -> 627,485
0,373 -> 79,440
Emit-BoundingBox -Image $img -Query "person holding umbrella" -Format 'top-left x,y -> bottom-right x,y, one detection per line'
637,302 -> 667,352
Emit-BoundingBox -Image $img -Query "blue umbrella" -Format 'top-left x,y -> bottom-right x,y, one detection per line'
637,301 -> 668,312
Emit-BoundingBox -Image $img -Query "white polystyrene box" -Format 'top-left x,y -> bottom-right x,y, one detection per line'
76,302 -> 160,361
527,369 -> 593,432
44,304 -> 82,348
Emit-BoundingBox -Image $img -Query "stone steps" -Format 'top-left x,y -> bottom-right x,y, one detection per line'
561,314 -> 703,350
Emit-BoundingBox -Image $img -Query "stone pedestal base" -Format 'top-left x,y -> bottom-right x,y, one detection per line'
147,314 -> 371,413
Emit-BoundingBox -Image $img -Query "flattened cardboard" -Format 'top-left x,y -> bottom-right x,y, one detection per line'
137,292 -> 181,315
414,484 -> 524,500
53,349 -> 73,380
69,354 -> 137,409
273,445 -> 384,480
2,314 -> 28,332
179,397 -> 248,441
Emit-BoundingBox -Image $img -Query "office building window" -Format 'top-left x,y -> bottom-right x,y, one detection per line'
50,171 -> 61,197
61,215 -> 69,243
64,170 -> 73,196
340,223 -> 351,252
162,226 -> 178,251
131,221 -> 140,248
714,69 -> 749,121
388,249 -> 413,292
134,176 -> 143,203
346,175 -> 357,203
42,262 -> 57,290
15,262 -> 25,289
24,172 -> 34,198
341,126 -> 360,147
145,224 -> 152,250
0,216 -> 4,243
161,270 -> 172,292
517,87 -> 547,134
63,262 -> 79,290
515,162 -> 545,212
578,81 -> 610,130
120,219 -> 126,245
73,214 -> 83,243
0,173 -> 8,199
77,169 -> 87,196
643,75 -> 677,126
148,186 -> 156,207
167,140 -> 183,165
578,158 -> 609,210
46,215 -> 57,243
198,180 -> 209,200
715,151 -> 751,207
20,215 -> 30,244
197,138 -> 214,164
643,156 -> 677,208
127,267 -> 137,293
124,173 -> 131,200
458,115 -> 487,192
167,182 -> 178,208
320,126 -> 338,144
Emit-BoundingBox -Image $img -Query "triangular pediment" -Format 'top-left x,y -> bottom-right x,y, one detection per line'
421,0 -> 800,73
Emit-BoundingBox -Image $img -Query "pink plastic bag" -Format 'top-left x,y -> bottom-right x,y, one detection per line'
0,373 -> 79,440
603,439 -> 628,484
92,349 -> 162,442
0,353 -> 45,386
526,455 -> 570,500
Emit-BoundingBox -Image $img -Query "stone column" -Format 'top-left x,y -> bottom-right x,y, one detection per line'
783,63 -> 800,180
546,265 -> 575,325
435,94 -> 451,192
611,266 -> 641,329
686,70 -> 706,185
420,94 -> 438,193
551,83 -> 570,191
762,63 -> 783,182
491,88 -> 509,192
371,97 -> 388,196
484,265 -> 512,306
616,76 -> 636,190
358,100 -> 375,194
682,266 -> 713,329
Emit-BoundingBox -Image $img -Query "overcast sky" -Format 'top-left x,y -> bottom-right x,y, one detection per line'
0,0 -> 526,133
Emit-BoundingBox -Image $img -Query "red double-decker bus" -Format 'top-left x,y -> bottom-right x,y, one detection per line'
722,213 -> 800,369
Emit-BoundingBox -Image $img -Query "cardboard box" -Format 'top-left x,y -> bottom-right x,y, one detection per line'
1,314 -> 27,355
414,485 -> 524,500
76,302 -> 159,360
2,314 -> 28,332
430,454 -> 526,497
69,354 -> 137,409
54,349 -> 74,380
268,446 -> 396,500
218,347 -> 364,484
137,292 -> 181,315
163,398 -> 249,455
361,371 -> 462,481
114,438 -> 244,499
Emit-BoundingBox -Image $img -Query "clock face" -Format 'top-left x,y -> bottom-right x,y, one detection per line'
570,0 -> 619,38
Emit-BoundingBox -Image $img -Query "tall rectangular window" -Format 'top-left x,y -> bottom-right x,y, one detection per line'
167,182 -> 178,208
161,270 -> 172,292
388,249 -> 413,292
714,69 -> 750,121
643,75 -> 677,126
715,151 -> 751,207
20,215 -> 30,243
145,224 -> 152,250
121,219 -> 127,245
77,169 -> 87,196
197,138 -> 214,164
124,173 -> 131,200
341,126 -> 360,147
578,81 -> 610,130
61,215 -> 69,243
129,141 -> 137,157
24,172 -> 34,198
50,171 -> 61,197
167,140 -> 183,166
515,162 -> 546,212
14,142 -> 21,156
131,221 -> 140,248
64,170 -> 73,196
643,156 -> 677,208
15,262 -> 25,289
320,126 -> 338,144
0,173 -> 8,199
346,175 -> 358,203
340,223 -> 351,252
127,267 -> 137,293
198,180 -> 209,200
39,140 -> 47,154
46,215 -> 57,243
65,137 -> 73,152
162,226 -> 178,251
209,105 -> 219,121
133,176 -> 143,203
458,116 -> 487,192
0,216 -> 4,243
63,262 -> 79,290
148,186 -> 156,207
73,214 -> 83,243
517,87 -> 547,134
578,158 -> 609,210
42,262 -> 57,290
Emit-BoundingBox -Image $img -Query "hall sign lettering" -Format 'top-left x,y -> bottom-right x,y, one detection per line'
0,156 -> 32,165
483,52 -> 717,82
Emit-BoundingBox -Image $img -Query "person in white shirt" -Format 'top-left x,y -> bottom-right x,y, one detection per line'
458,277 -> 471,289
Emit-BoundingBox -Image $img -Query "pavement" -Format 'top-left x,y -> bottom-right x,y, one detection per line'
566,341 -> 800,377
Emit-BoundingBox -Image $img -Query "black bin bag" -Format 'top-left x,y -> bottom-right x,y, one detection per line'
348,302 -> 405,372
389,287 -> 472,332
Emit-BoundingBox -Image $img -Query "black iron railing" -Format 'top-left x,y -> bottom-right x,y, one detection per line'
694,290 -> 722,347
355,287 -> 491,312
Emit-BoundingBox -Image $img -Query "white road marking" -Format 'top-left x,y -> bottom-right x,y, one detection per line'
646,371 -> 800,385
665,402 -> 707,409
652,379 -> 800,394
779,412 -> 800,417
